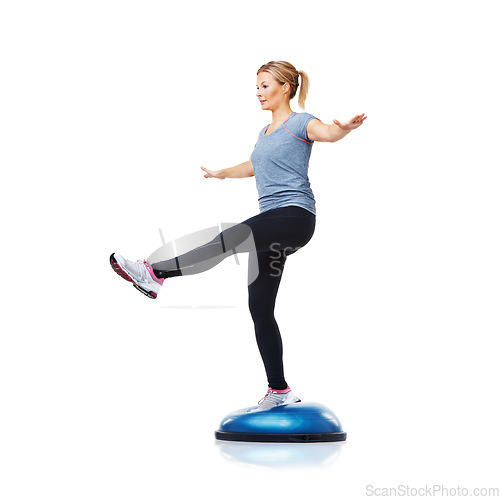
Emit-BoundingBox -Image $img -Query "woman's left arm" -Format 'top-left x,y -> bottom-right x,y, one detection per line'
307,114 -> 367,143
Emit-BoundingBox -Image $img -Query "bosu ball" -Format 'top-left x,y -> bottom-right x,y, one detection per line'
215,401 -> 346,443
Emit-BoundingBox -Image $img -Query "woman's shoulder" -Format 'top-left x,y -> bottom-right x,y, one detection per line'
287,112 -> 319,142
291,111 -> 318,121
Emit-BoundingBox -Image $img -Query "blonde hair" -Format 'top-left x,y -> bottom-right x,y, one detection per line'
257,60 -> 310,109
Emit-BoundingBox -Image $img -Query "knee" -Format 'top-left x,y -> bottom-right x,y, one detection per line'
221,223 -> 253,252
248,294 -> 275,323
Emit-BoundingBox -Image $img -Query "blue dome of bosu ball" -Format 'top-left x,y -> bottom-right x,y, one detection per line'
215,401 -> 346,443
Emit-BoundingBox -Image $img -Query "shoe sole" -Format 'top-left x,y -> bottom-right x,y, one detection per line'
110,253 -> 157,299
251,399 -> 302,412
133,283 -> 157,299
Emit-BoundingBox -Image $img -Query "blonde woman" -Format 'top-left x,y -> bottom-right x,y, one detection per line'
110,61 -> 366,410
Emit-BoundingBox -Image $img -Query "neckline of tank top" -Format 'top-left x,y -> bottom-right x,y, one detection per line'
263,111 -> 297,137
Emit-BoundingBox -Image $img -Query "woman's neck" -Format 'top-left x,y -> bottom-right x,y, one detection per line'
271,104 -> 293,124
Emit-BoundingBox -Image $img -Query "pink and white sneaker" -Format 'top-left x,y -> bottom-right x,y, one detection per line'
255,386 -> 301,411
110,253 -> 164,299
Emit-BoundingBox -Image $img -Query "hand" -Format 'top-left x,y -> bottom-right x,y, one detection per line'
200,166 -> 225,179
333,113 -> 367,131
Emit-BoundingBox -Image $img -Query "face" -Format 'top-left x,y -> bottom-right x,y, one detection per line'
256,71 -> 288,110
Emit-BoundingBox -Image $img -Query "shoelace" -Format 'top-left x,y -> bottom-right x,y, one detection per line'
139,259 -> 151,281
127,258 -> 148,281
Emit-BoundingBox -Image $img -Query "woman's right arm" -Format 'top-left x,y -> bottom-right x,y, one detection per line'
201,159 -> 254,180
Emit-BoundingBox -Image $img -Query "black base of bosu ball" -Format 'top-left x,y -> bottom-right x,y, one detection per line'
215,401 -> 346,443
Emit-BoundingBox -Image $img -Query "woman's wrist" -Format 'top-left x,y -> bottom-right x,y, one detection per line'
329,123 -> 351,142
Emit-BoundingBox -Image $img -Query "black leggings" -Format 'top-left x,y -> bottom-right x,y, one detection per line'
151,205 -> 316,389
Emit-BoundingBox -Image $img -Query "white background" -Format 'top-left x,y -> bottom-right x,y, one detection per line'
1,0 -> 499,498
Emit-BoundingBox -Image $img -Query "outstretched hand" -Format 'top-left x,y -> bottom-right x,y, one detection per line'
333,113 -> 367,131
201,166 -> 225,179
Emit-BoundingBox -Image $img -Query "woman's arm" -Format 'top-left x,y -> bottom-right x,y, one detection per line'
307,114 -> 367,143
201,159 -> 254,180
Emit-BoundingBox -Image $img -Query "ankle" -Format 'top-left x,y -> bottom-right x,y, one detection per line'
152,268 -> 164,280
269,385 -> 290,393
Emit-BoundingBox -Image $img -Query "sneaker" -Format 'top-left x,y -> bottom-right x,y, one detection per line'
255,386 -> 301,411
110,253 -> 164,299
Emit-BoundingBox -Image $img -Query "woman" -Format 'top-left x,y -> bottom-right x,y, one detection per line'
110,61 -> 366,410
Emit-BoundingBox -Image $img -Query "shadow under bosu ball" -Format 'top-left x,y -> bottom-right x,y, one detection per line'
215,401 -> 346,443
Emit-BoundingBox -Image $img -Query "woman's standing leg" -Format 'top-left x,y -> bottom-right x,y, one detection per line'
243,207 -> 315,391
248,248 -> 289,389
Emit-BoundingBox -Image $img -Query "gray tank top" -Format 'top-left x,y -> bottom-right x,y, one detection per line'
250,111 -> 318,215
